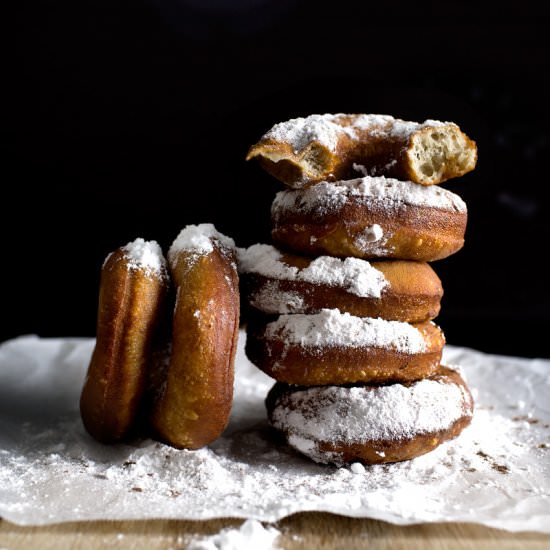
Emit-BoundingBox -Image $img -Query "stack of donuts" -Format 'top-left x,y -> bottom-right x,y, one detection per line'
240,113 -> 477,466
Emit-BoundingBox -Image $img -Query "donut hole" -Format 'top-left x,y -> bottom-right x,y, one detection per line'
410,127 -> 476,184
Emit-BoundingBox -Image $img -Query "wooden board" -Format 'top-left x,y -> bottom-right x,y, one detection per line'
1,514 -> 549,549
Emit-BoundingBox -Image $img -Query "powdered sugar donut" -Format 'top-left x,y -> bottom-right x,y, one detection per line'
238,244 -> 443,322
80,239 -> 169,443
266,365 -> 474,465
245,309 -> 445,385
271,175 -> 467,262
246,113 -> 477,188
150,224 -> 240,450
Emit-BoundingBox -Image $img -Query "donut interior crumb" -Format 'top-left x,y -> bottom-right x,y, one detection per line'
410,127 -> 476,184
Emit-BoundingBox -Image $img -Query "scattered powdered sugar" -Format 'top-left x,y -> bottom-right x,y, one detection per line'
114,238 -> 166,277
272,176 -> 467,221
270,380 -> 472,464
354,160 -> 398,177
188,519 -> 280,550
238,244 -> 389,298
0,334 -> 549,532
168,224 -> 236,266
263,309 -> 427,353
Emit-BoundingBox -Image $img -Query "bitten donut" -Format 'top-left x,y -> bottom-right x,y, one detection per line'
80,239 -> 169,443
245,309 -> 445,385
150,224 -> 240,450
266,365 -> 474,465
271,175 -> 467,261
246,113 -> 477,188
238,244 -> 443,322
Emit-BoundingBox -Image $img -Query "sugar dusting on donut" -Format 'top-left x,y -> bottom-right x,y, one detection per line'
351,114 -> 450,140
262,113 -> 452,153
272,176 -> 467,220
248,281 -> 306,314
271,379 -> 473,464
168,224 -> 236,266
238,244 -> 389,298
264,309 -> 427,353
265,114 -> 343,152
118,238 -> 167,278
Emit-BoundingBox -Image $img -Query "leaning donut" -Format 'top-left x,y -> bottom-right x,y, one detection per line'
245,309 -> 445,385
80,238 -> 169,443
149,224 -> 240,450
266,365 -> 474,465
271,176 -> 467,262
246,113 -> 477,188
238,244 -> 443,322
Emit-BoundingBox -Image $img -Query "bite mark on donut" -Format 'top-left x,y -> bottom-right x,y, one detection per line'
409,127 -> 477,185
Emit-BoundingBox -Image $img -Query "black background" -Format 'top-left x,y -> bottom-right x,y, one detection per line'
6,1 -> 550,358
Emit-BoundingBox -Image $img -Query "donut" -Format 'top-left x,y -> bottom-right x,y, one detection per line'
271,175 -> 467,261
246,113 -> 477,188
80,238 -> 169,443
265,365 -> 474,465
149,224 -> 240,449
238,244 -> 443,322
245,309 -> 445,385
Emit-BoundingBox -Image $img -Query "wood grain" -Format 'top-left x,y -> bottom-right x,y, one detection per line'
1,514 -> 549,549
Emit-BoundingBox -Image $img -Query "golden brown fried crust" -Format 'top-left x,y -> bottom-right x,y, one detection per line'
241,256 -> 443,322
247,115 -> 477,188
150,246 -> 240,449
246,318 -> 445,386
272,200 -> 467,262
80,249 -> 168,443
266,366 -> 474,465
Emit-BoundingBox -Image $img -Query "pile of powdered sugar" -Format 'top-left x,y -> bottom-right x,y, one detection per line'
270,377 -> 472,465
168,223 -> 236,264
237,243 -> 389,298
188,519 -> 280,550
262,309 -> 428,353
0,332 -> 549,532
102,238 -> 167,278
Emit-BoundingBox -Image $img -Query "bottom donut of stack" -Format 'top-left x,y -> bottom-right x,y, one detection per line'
240,246 -> 474,466
265,365 -> 473,466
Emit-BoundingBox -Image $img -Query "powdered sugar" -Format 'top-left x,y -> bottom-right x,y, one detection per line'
356,116 -> 449,140
238,244 -> 388,298
188,519 -> 280,550
117,238 -> 166,277
272,176 -> 467,221
248,282 -> 306,315
270,379 -> 472,464
0,334 -> 549,532
264,114 -> 343,152
168,224 -> 236,265
358,224 -> 384,243
263,309 -> 427,353
261,114 -> 452,153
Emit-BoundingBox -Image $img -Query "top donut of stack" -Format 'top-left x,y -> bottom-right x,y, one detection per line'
247,113 -> 477,189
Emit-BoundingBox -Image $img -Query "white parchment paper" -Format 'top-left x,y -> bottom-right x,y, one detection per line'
0,331 -> 549,531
